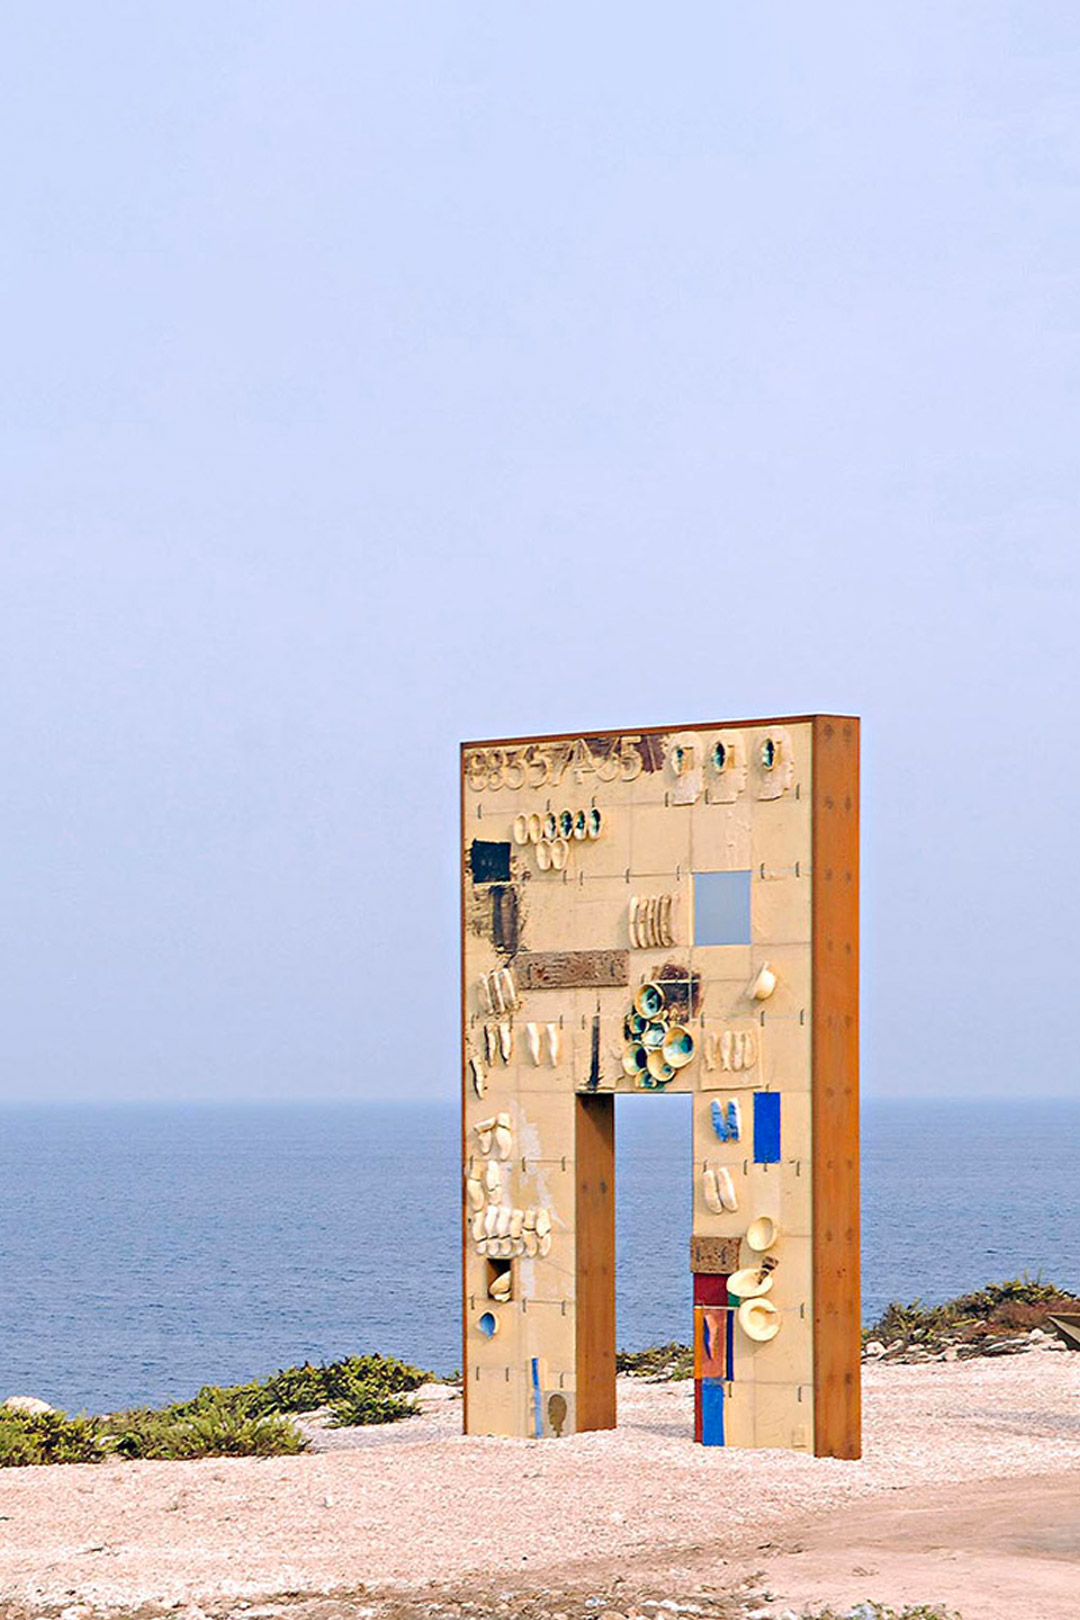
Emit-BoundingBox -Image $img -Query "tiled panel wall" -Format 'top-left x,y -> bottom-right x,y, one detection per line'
461,719 -> 856,1453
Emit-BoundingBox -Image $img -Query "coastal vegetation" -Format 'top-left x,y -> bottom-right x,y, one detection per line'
0,1351 -> 433,1467
862,1275 -> 1080,1355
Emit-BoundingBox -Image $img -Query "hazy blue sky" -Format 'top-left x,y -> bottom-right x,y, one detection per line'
2,5 -> 1077,1102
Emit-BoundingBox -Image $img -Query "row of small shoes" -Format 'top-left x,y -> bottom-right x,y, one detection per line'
628,894 -> 677,949
477,968 -> 519,1015
469,1204 -> 554,1258
479,1021 -> 563,1069
703,1030 -> 759,1072
703,1163 -> 739,1213
473,1115 -> 514,1160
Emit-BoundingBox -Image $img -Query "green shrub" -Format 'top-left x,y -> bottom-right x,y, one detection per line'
103,1399 -> 306,1460
327,1387 -> 419,1428
864,1274 -> 1080,1350
615,1341 -> 694,1380
0,1410 -> 104,1467
171,1352 -> 431,1423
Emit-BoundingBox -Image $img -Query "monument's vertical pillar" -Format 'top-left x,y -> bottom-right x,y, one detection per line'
811,715 -> 861,1459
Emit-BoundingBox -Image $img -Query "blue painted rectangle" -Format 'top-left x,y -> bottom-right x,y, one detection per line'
701,1377 -> 725,1446
725,1304 -> 735,1381
693,871 -> 752,946
531,1357 -> 543,1439
753,1091 -> 781,1164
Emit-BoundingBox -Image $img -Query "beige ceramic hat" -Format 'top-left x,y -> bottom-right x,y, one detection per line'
738,1297 -> 781,1342
728,1266 -> 774,1301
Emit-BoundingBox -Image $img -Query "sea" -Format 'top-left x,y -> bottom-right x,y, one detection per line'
1,1099 -> 1077,1415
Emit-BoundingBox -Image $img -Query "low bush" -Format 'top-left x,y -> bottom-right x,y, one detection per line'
102,1399 -> 307,1461
170,1352 -> 430,1429
615,1341 -> 694,1380
0,1410 -> 104,1467
0,1352 -> 434,1467
864,1274 -> 1080,1351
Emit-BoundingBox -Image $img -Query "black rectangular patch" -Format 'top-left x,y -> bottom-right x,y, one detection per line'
470,840 -> 512,884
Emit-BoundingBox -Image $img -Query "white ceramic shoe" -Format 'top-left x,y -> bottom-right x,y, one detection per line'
484,1158 -> 501,1194
498,1021 -> 513,1063
509,1208 -> 524,1239
525,1022 -> 541,1065
717,1166 -> 739,1212
494,1122 -> 513,1160
538,1232 -> 553,1257
719,1031 -> 732,1072
523,1230 -> 538,1257
470,1058 -> 486,1098
483,1204 -> 500,1238
546,1022 -> 561,1065
484,1024 -> 498,1065
477,976 -> 493,1015
471,1211 -> 486,1243
495,1205 -> 512,1238
703,1166 -> 723,1214
523,1207 -> 537,1230
628,896 -> 640,948
535,1208 -> 551,1238
466,1176 -> 484,1212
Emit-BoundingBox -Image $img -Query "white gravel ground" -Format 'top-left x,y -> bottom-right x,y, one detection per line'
0,1350 -> 1076,1610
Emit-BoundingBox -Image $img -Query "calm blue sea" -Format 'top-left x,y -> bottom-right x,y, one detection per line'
1,1100 -> 1077,1415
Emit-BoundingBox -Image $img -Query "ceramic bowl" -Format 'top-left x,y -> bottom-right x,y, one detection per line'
513,813 -> 529,845
478,1310 -> 499,1339
587,807 -> 603,839
536,839 -> 552,872
550,836 -> 570,871
641,1019 -> 666,1049
543,811 -> 558,841
558,809 -> 574,838
634,982 -> 666,1018
746,1216 -> 778,1252
573,809 -> 587,840
662,1025 -> 695,1068
527,812 -> 543,844
622,1043 -> 648,1077
646,1050 -> 676,1084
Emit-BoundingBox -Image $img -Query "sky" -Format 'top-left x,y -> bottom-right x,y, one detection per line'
1,4 -> 1077,1103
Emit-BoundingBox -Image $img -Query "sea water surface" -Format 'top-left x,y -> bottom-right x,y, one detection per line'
1,1099 -> 1077,1414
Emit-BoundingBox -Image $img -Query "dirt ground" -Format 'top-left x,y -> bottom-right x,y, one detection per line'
0,1351 -> 1077,1620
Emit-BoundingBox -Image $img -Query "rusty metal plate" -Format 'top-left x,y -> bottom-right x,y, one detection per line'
690,1235 -> 740,1275
515,950 -> 629,990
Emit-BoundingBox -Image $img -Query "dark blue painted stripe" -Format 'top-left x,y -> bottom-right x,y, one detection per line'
725,1303 -> 735,1380
753,1091 -> 782,1164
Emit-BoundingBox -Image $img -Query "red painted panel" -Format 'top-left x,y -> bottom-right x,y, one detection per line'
693,1273 -> 729,1308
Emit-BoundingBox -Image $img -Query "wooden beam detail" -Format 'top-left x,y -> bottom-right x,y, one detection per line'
574,1094 -> 616,1433
811,715 -> 861,1460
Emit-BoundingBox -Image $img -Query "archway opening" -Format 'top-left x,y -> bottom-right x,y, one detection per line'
614,1091 -> 693,1428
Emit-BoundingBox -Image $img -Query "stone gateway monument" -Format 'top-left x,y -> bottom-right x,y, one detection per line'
459,716 -> 860,1458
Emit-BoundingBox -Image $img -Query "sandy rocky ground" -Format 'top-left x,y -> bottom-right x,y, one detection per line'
0,1343 -> 1078,1620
